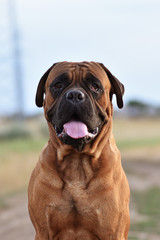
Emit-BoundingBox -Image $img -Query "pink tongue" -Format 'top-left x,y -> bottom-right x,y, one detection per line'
63,121 -> 88,139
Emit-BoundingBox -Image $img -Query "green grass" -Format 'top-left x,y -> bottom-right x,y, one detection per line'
117,137 -> 160,149
128,237 -> 139,240
137,187 -> 160,217
0,197 -> 7,209
0,137 -> 47,155
0,136 -> 48,194
130,187 -> 160,234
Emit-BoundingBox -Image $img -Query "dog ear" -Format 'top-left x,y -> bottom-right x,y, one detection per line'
99,63 -> 124,109
35,63 -> 57,107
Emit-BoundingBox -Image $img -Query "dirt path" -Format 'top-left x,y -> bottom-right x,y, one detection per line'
123,160 -> 160,190
0,160 -> 160,240
0,194 -> 35,240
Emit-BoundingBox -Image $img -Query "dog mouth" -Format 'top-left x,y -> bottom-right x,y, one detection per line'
55,121 -> 99,140
54,120 -> 99,141
49,105 -> 104,150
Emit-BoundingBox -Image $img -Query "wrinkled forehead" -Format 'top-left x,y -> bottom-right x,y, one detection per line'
46,61 -> 110,87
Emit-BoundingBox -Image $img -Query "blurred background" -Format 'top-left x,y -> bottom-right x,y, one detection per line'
0,0 -> 160,239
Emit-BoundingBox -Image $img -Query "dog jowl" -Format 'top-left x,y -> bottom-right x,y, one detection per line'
28,62 -> 130,240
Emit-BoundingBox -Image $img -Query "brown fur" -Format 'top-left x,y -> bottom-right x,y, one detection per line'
28,62 -> 130,240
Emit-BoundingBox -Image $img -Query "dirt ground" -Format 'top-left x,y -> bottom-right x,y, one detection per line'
0,160 -> 160,240
0,193 -> 35,240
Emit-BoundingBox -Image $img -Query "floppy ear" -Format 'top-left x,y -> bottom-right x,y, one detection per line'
99,63 -> 125,109
35,63 -> 57,107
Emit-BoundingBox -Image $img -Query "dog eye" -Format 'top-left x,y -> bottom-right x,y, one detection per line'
54,82 -> 63,89
91,83 -> 99,92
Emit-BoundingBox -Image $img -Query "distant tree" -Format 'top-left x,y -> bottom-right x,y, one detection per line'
127,100 -> 148,109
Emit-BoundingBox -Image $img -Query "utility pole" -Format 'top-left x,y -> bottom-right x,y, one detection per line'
8,0 -> 24,118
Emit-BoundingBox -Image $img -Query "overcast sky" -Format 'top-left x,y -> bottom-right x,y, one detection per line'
0,0 -> 160,115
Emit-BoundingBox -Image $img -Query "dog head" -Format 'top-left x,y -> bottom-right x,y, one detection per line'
35,62 -> 124,151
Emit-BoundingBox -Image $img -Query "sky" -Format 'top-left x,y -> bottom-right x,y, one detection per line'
0,0 -> 160,116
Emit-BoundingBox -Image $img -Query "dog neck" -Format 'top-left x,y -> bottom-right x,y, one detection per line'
40,119 -> 121,189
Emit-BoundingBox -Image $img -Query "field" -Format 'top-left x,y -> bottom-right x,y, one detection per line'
0,116 -> 160,240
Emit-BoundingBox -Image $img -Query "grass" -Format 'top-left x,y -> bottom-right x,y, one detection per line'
113,118 -> 160,161
0,136 -> 48,195
130,187 -> 160,235
117,136 -> 160,149
113,118 -> 160,142
128,237 -> 139,240
0,137 -> 47,155
0,197 -> 7,209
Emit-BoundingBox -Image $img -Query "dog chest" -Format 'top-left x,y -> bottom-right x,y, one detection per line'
44,177 -> 123,240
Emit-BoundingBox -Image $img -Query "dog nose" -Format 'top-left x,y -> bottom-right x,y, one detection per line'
66,89 -> 85,103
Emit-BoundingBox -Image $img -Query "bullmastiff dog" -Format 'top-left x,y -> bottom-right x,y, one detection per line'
28,62 -> 130,240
